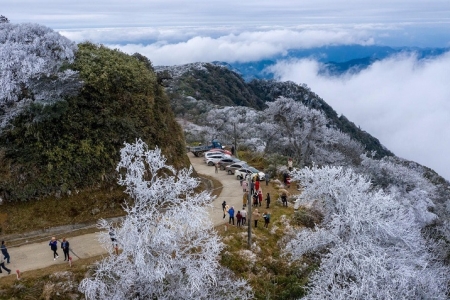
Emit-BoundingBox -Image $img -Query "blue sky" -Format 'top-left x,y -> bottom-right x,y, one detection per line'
3,0 -> 450,179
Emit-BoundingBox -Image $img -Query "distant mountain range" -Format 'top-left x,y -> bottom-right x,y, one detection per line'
213,45 -> 450,80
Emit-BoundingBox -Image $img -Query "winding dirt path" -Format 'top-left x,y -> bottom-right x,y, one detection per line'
0,153 -> 243,278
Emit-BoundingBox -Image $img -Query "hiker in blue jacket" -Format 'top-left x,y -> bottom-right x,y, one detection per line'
228,206 -> 235,225
49,237 -> 59,260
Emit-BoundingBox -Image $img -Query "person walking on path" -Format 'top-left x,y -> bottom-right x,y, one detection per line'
263,211 -> 271,228
49,237 -> 59,260
250,181 -> 255,195
223,203 -> 229,219
215,162 -> 219,173
241,208 -> 247,226
0,255 -> 11,275
1,240 -> 10,264
252,209 -> 260,228
242,180 -> 248,192
265,172 -> 270,186
228,206 -> 235,225
242,192 -> 248,208
222,201 -> 227,216
236,211 -> 242,227
61,238 -> 70,261
265,193 -> 271,208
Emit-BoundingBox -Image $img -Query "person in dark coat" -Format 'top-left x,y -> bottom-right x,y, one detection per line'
61,237 -> 70,261
0,256 -> 11,275
1,241 -> 10,264
236,211 -> 242,227
222,201 -> 227,218
253,193 -> 258,207
49,237 -> 59,260
265,193 -> 271,208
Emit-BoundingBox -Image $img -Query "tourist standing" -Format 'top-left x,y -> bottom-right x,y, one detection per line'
241,209 -> 247,226
49,237 -> 59,260
236,211 -> 242,227
242,180 -> 248,192
242,192 -> 248,208
263,212 -> 271,228
265,193 -> 271,208
61,238 -> 70,261
252,209 -> 260,228
288,158 -> 293,171
258,190 -> 263,207
228,206 -> 235,225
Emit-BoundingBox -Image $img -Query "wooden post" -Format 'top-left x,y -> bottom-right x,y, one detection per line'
68,257 -> 72,267
16,270 -> 20,280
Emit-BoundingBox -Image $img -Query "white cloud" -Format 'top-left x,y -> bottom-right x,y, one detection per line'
270,52 -> 450,180
101,28 -> 373,65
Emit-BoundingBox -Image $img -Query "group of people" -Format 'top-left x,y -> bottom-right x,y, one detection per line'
48,237 -> 70,261
222,202 -> 272,229
222,203 -> 249,227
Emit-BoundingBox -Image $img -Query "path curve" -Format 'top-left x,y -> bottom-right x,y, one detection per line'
0,153 -> 242,277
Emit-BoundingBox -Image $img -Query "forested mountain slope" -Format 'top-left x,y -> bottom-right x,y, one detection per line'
158,62 -> 450,298
157,63 -> 392,158
0,22 -> 188,202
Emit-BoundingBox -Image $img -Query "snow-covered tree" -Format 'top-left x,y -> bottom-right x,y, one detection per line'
79,139 -> 252,300
285,165 -> 449,299
265,97 -> 344,166
0,21 -> 81,128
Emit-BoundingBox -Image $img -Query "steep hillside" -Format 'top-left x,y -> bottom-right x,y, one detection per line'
157,63 -> 393,158
0,42 -> 188,202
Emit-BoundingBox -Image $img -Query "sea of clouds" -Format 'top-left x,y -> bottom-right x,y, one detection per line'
269,53 -> 450,180
60,26 -> 450,180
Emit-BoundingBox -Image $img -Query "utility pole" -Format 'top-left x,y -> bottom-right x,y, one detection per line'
233,122 -> 238,160
247,174 -> 252,247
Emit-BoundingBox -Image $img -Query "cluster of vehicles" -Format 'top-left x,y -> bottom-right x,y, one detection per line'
202,149 -> 265,181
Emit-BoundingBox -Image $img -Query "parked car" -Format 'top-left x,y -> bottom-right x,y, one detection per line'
204,154 -> 231,166
204,151 -> 231,159
218,157 -> 242,170
235,167 -> 265,181
206,148 -> 232,156
225,162 -> 249,175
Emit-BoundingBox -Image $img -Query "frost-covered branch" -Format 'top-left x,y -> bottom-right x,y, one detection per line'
79,139 -> 252,299
285,165 -> 449,299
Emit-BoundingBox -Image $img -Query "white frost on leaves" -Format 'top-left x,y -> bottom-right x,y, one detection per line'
238,250 -> 257,265
155,62 -> 217,79
285,165 -> 449,299
0,21 -> 80,128
79,139 -> 252,300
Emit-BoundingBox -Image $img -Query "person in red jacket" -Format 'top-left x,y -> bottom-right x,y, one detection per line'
236,211 -> 242,227
258,190 -> 263,207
